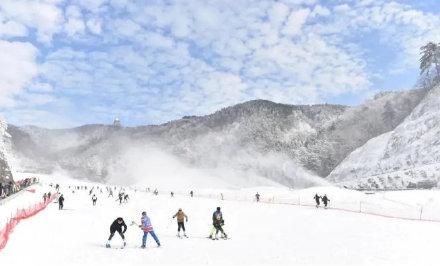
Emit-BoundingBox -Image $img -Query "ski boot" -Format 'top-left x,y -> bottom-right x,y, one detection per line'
105,243 -> 111,248
141,245 -> 146,249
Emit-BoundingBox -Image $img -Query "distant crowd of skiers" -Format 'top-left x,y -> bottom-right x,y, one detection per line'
0,177 -> 38,199
40,182 -> 332,249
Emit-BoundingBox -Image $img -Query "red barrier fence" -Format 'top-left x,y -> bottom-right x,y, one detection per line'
0,193 -> 57,251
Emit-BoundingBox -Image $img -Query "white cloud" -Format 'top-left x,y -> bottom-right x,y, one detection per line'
0,40 -> 38,106
86,18 -> 102,34
28,82 -> 53,93
282,8 -> 311,36
64,5 -> 85,36
2,0 -> 440,127
0,18 -> 28,37
310,5 -> 330,17
0,0 -> 63,43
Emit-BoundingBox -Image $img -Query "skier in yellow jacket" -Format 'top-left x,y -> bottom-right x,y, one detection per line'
172,208 -> 188,238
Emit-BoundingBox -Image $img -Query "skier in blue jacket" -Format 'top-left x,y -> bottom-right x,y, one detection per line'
139,211 -> 161,248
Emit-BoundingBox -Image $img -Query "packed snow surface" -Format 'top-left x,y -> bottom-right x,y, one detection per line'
1,174 -> 440,265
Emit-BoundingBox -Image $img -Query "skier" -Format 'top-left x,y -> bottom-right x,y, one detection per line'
124,194 -> 129,203
190,191 -> 194,197
92,194 -> 97,206
220,193 -> 224,200
106,217 -> 127,248
322,194 -> 330,208
170,192 -> 174,197
172,208 -> 188,238
314,193 -> 321,208
58,194 -> 65,210
118,193 -> 123,204
43,193 -> 47,203
153,189 -> 158,196
48,191 -> 52,199
209,207 -> 227,240
255,192 -> 260,202
139,211 -> 161,248
108,189 -> 113,197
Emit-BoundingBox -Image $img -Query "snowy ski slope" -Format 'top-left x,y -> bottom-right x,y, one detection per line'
1,174 -> 440,265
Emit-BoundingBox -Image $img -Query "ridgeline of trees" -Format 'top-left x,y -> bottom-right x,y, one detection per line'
419,42 -> 440,88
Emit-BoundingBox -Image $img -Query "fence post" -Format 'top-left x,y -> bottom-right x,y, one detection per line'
419,206 -> 423,220
359,201 -> 362,213
298,197 -> 301,206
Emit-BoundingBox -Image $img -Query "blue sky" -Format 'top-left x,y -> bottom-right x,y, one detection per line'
0,0 -> 439,128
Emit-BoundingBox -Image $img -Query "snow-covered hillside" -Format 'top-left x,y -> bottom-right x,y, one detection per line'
8,90 -> 427,188
2,174 -> 440,265
328,85 -> 440,189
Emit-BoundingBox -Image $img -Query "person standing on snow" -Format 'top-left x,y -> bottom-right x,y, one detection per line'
106,217 -> 127,248
209,207 -> 227,240
139,211 -> 161,248
314,194 -> 321,208
58,194 -> 65,210
255,192 -> 260,202
92,194 -> 97,206
43,193 -> 47,203
322,194 -> 330,208
118,193 -> 123,204
190,191 -> 194,197
172,208 -> 188,237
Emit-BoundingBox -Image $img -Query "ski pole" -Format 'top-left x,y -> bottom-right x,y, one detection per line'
166,218 -> 174,229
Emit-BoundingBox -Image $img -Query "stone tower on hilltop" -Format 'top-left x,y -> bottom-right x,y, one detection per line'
113,117 -> 121,128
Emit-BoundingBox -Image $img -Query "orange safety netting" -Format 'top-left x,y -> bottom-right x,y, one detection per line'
0,193 -> 57,251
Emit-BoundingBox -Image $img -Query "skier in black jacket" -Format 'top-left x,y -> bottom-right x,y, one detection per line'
106,217 -> 127,248
58,194 -> 65,210
209,207 -> 227,240
322,194 -> 330,208
314,194 -> 321,208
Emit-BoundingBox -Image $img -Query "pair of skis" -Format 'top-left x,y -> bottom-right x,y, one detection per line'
208,235 -> 229,240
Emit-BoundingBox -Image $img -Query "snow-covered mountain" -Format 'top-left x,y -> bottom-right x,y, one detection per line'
328,85 -> 440,189
0,119 -> 13,183
7,88 -> 427,188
